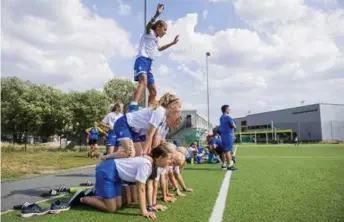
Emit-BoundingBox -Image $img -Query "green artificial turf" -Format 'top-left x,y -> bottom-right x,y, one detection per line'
224,144 -> 344,222
2,144 -> 344,222
1,164 -> 225,222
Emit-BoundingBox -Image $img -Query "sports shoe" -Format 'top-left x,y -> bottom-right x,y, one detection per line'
49,200 -> 70,214
84,187 -> 95,197
67,189 -> 85,206
80,180 -> 94,186
57,185 -> 69,193
232,156 -> 237,164
128,104 -> 138,112
221,165 -> 226,169
41,189 -> 60,197
227,166 -> 238,171
13,202 -> 31,210
21,203 -> 50,217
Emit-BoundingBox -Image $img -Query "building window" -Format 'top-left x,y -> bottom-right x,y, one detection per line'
186,115 -> 192,128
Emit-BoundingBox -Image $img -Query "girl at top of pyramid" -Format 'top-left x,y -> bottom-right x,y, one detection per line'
129,3 -> 179,112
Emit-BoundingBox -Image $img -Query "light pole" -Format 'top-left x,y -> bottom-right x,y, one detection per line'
144,0 -> 148,108
206,52 -> 211,134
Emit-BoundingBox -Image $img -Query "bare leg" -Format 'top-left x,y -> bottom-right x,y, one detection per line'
107,146 -> 114,154
133,74 -> 147,103
81,196 -> 117,213
124,185 -> 132,205
130,185 -> 138,203
119,139 -> 135,157
134,142 -> 143,157
225,151 -> 232,166
148,84 -> 157,107
116,197 -> 122,209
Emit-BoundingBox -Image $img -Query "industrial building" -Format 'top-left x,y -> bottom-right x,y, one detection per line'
167,110 -> 213,145
233,103 -> 344,143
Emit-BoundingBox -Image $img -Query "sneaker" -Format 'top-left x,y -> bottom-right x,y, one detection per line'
13,202 -> 31,210
232,156 -> 236,164
49,200 -> 70,214
21,203 -> 50,218
227,166 -> 238,171
84,188 -> 95,197
41,189 -> 60,197
57,185 -> 69,193
67,189 -> 85,206
221,165 -> 226,169
80,181 -> 93,186
128,104 -> 138,112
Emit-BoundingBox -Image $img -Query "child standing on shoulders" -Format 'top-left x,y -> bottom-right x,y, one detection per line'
129,3 -> 179,112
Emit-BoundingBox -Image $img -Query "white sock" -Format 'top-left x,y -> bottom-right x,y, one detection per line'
130,101 -> 138,105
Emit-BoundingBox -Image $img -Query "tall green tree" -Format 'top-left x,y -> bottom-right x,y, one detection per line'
104,78 -> 144,111
68,89 -> 110,135
1,77 -> 31,140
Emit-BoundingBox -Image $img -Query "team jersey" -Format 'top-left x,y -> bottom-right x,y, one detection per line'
102,112 -> 123,131
115,157 -> 152,184
85,127 -> 107,140
137,29 -> 160,60
219,114 -> 234,135
126,106 -> 166,136
209,137 -> 223,147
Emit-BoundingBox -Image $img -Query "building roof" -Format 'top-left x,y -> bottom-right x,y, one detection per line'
233,103 -> 344,119
181,109 -> 212,127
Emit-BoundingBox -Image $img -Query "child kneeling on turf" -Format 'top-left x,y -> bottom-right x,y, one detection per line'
81,146 -> 171,219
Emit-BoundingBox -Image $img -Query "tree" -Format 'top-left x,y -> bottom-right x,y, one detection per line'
104,78 -> 144,111
1,77 -> 31,141
67,89 -> 110,136
1,77 -> 73,141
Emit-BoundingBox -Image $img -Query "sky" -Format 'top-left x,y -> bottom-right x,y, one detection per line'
2,0 -> 344,125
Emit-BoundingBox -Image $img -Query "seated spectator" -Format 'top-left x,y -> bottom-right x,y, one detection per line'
186,142 -> 197,164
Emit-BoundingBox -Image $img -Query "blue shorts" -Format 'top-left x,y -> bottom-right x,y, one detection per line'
114,116 -> 146,143
95,159 -> 122,199
106,130 -> 120,147
134,56 -> 155,86
221,135 -> 234,152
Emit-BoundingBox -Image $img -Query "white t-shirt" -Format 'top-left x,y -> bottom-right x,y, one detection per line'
114,157 -> 152,184
102,112 -> 123,130
155,167 -> 167,181
158,121 -> 169,140
126,107 -> 166,136
137,29 -> 159,60
186,147 -> 196,159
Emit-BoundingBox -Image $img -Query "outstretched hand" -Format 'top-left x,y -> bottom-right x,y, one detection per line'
172,35 -> 179,45
156,3 -> 164,15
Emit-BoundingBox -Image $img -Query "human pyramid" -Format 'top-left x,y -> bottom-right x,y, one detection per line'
72,3 -> 193,219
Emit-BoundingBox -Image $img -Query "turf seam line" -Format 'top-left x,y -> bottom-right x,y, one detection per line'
208,145 -> 238,222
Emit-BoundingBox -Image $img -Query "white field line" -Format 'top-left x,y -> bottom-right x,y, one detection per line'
209,145 -> 238,222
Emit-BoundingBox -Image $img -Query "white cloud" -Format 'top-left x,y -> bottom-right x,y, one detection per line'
157,1 -> 344,124
157,64 -> 170,76
118,1 -> 132,16
1,0 -> 135,91
203,10 -> 208,19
